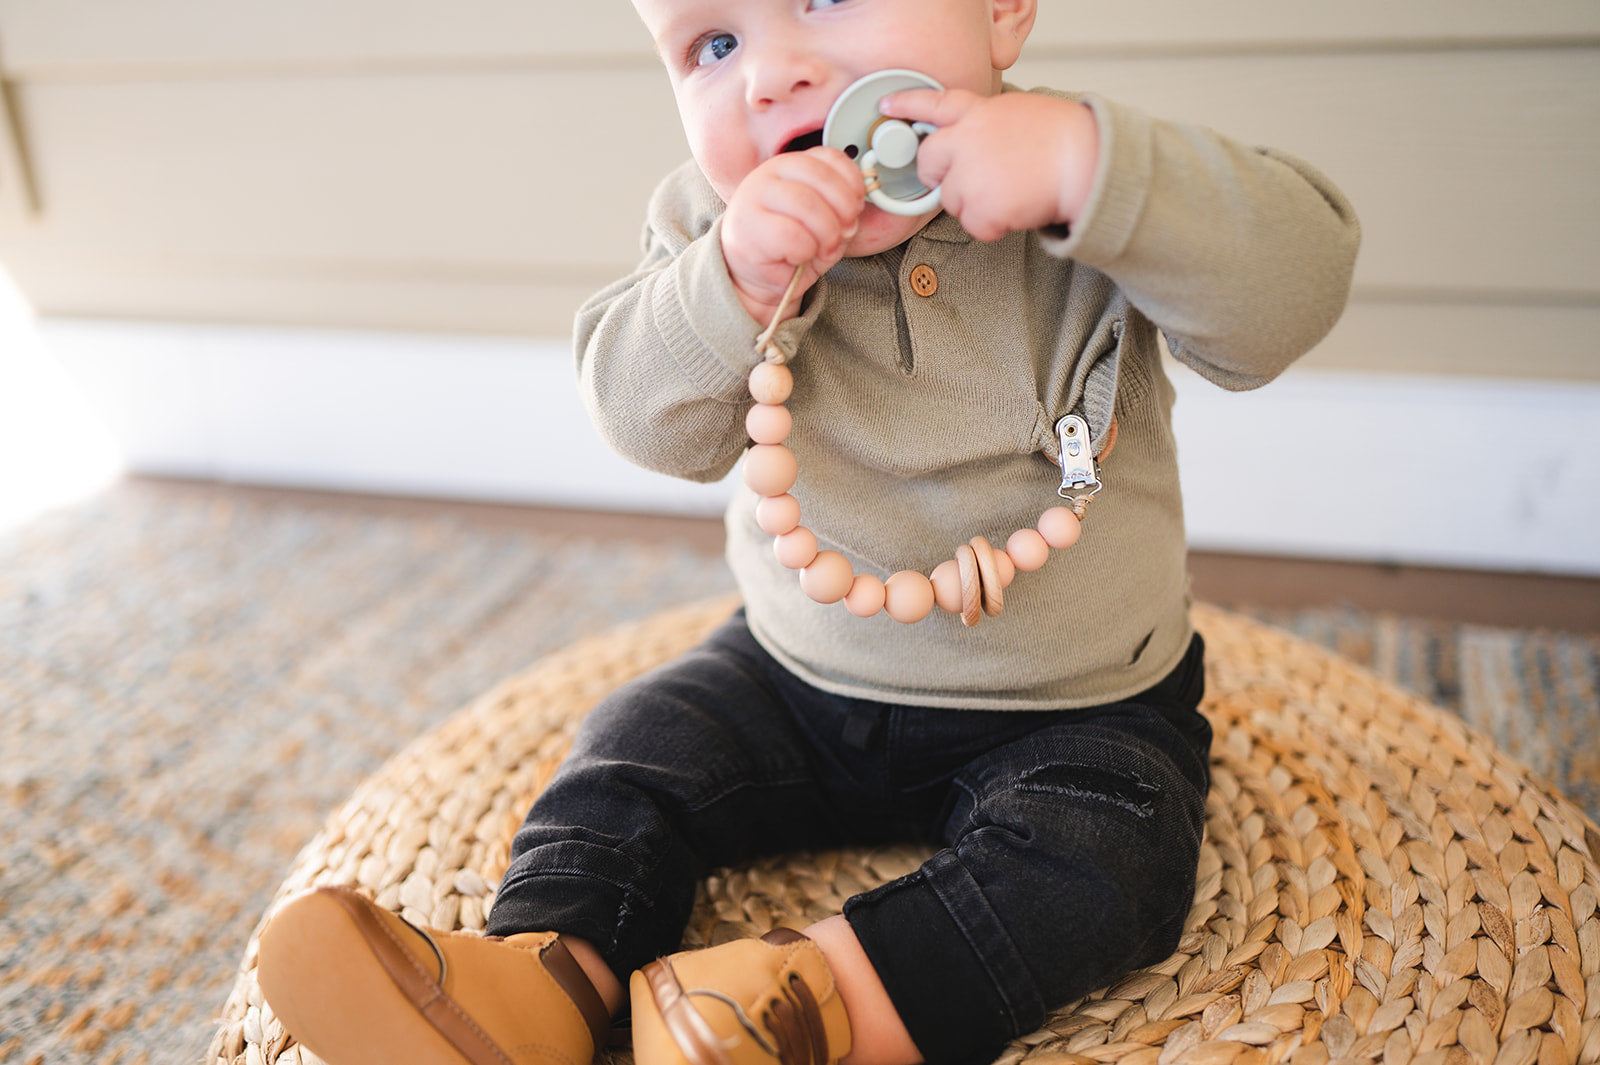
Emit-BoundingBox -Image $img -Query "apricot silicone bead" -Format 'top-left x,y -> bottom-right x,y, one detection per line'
774,526 -> 819,569
994,549 -> 1016,589
800,551 -> 854,604
1037,506 -> 1082,550
929,559 -> 962,615
745,403 -> 792,445
884,571 -> 936,624
1005,528 -> 1051,572
844,573 -> 888,618
755,493 -> 803,536
748,361 -> 794,405
743,444 -> 798,497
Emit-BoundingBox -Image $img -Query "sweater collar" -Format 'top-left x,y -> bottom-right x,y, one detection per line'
908,210 -> 973,245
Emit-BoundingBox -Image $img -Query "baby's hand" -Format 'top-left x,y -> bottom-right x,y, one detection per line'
880,90 -> 1099,243
721,148 -> 866,327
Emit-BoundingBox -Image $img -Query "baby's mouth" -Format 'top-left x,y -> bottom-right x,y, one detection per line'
779,129 -> 824,154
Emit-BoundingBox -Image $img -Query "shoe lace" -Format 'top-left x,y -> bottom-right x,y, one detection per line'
759,972 -> 831,1065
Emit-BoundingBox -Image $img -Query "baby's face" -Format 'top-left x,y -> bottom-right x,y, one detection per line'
633,0 -> 1014,255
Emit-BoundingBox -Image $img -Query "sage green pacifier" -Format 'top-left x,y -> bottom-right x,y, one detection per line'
823,69 -> 943,217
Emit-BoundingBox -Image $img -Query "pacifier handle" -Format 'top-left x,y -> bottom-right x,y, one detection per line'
823,70 -> 943,217
862,119 -> 941,216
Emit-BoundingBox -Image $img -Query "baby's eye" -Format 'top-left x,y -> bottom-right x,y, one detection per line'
807,0 -> 852,7
695,32 -> 738,66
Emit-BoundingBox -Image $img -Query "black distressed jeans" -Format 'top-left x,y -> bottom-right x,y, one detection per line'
487,611 -> 1210,1065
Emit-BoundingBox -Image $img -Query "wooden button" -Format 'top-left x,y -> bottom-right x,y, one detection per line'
909,264 -> 938,297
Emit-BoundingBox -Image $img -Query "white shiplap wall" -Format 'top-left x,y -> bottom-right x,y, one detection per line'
1,2 -> 1596,571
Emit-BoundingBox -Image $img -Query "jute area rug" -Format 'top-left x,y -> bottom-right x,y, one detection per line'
2,479 -> 1596,1065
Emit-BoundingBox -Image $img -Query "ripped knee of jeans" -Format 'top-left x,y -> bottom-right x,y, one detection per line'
1013,762 -> 1160,819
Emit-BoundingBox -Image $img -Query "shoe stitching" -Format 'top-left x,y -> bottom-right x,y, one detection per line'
684,989 -> 780,1056
675,952 -> 834,1065
360,905 -> 518,1065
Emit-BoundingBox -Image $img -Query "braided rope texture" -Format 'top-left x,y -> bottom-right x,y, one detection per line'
208,598 -> 1600,1065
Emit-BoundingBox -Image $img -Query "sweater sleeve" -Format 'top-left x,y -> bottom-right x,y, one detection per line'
573,161 -> 784,483
1041,93 -> 1361,391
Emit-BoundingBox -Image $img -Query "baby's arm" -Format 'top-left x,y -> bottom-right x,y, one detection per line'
574,159 -> 858,485
720,148 -> 865,327
890,87 -> 1359,390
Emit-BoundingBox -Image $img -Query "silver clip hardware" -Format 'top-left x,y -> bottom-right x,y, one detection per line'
1055,414 -> 1102,517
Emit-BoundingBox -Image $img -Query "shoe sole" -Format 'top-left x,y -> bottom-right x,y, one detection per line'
257,889 -> 486,1065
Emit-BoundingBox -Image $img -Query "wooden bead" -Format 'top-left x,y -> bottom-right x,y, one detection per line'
844,573 -> 887,617
745,403 -> 792,445
755,493 -> 802,536
748,361 -> 794,404
1099,415 -> 1119,460
994,549 -> 1016,589
1037,506 -> 1082,550
929,559 -> 962,615
884,570 -> 935,624
1006,528 -> 1050,572
800,550 -> 854,604
955,544 -> 983,627
743,444 -> 798,497
774,526 -> 819,569
969,536 -> 1003,617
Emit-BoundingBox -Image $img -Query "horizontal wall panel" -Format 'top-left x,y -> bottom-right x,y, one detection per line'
0,66 -> 684,270
1,0 -> 1595,76
1014,46 -> 1600,297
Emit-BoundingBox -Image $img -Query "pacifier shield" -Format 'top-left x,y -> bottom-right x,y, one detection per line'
823,69 -> 943,216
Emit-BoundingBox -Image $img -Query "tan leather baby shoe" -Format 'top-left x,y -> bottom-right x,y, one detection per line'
257,885 -> 611,1065
632,929 -> 852,1065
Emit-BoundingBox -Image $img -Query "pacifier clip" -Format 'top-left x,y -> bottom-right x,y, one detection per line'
742,267 -> 1106,628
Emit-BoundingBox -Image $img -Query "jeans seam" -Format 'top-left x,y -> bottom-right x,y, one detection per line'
922,849 -> 1043,1035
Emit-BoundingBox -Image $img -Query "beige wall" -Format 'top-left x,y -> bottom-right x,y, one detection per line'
1,1 -> 1596,381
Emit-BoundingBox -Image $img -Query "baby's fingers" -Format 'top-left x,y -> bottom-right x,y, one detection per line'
877,87 -> 981,129
782,148 -> 868,231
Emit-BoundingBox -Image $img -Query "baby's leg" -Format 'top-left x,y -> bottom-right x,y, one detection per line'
841,649 -> 1211,1064
486,611 -> 847,983
804,913 -> 924,1065
260,612 -> 843,1065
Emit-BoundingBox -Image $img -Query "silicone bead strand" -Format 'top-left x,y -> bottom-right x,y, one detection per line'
743,266 -> 1091,627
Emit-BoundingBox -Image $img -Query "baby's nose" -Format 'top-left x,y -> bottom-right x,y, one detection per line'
746,47 -> 828,108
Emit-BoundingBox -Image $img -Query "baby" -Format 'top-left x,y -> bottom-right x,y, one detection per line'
256,1 -> 1359,1064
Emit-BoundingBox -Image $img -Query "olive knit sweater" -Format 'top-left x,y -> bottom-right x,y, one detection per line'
575,89 -> 1359,710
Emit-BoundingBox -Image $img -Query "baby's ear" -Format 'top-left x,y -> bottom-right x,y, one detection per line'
990,0 -> 1037,71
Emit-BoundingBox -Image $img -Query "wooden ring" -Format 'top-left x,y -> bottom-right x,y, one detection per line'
969,536 -> 1003,617
955,544 -> 983,628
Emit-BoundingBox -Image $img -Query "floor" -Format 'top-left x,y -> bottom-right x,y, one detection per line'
144,477 -> 1600,633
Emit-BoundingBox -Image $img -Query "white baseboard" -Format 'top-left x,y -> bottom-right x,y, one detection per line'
37,318 -> 1600,576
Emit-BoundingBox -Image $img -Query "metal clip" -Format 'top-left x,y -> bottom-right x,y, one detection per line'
1055,414 -> 1101,513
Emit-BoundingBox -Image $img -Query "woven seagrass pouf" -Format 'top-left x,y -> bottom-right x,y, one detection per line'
207,598 -> 1600,1065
